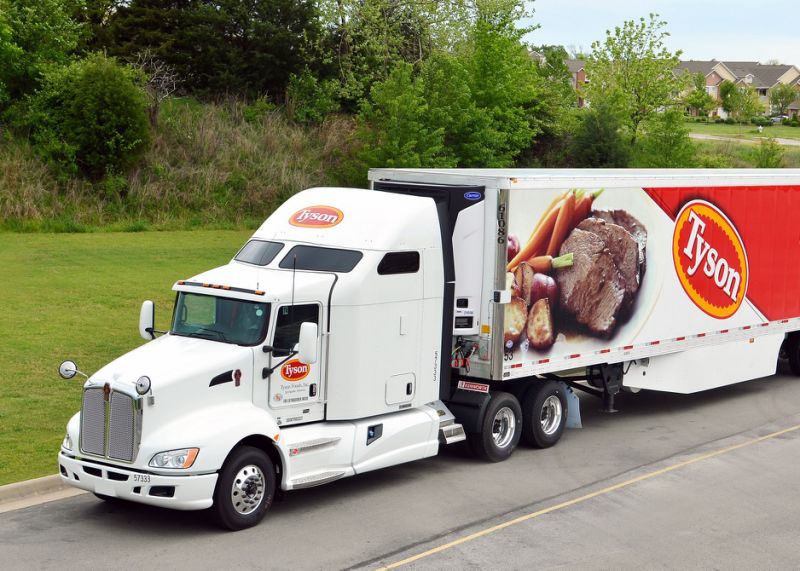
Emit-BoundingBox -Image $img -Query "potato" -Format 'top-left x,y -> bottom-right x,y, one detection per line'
527,298 -> 555,351
514,261 -> 535,308
503,297 -> 528,350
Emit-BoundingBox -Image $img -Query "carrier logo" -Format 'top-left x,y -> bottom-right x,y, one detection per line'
289,206 -> 343,228
281,360 -> 310,382
673,200 -> 748,319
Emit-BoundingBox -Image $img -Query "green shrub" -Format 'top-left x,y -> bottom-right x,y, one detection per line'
24,53 -> 150,178
286,68 -> 339,124
724,117 -> 735,125
751,116 -> 770,127
749,137 -> 784,168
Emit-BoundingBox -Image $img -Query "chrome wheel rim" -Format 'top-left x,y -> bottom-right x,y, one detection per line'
231,464 -> 265,515
492,406 -> 516,449
540,395 -> 563,436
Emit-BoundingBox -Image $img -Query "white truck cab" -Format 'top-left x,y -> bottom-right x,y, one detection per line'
58,187 -> 465,529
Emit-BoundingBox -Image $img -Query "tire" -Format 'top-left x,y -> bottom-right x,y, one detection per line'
787,334 -> 800,376
213,446 -> 276,531
466,391 -> 522,463
521,381 -> 567,449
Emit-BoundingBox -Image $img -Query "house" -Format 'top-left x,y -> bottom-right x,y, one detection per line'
676,60 -> 800,117
566,59 -> 588,107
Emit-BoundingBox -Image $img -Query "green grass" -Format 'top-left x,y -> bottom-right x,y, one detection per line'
0,230 -> 250,485
686,121 -> 800,141
693,139 -> 800,168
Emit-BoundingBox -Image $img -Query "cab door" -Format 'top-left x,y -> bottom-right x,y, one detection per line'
264,303 -> 324,426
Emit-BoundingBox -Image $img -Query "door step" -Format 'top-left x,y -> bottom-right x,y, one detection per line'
290,470 -> 346,489
427,400 -> 466,445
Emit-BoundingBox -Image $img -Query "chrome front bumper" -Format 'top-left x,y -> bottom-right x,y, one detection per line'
58,452 -> 217,510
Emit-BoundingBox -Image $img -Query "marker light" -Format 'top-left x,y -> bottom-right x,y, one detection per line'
149,448 -> 199,469
136,376 -> 152,395
62,433 -> 73,451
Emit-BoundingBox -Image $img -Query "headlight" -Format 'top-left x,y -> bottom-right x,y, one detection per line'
62,433 -> 73,451
149,448 -> 199,469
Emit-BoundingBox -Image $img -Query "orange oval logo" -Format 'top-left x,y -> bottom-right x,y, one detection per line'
289,206 -> 343,228
672,200 -> 748,319
280,360 -> 310,382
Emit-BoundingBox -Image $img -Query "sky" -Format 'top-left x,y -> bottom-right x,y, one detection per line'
524,0 -> 800,66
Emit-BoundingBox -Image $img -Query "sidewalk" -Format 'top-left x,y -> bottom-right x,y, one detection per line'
690,133 -> 800,147
0,475 -> 85,514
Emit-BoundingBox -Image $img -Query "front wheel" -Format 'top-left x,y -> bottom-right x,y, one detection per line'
521,381 -> 567,448
213,446 -> 276,531
467,391 -> 522,463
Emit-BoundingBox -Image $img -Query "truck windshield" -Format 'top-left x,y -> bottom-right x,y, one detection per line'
171,293 -> 269,346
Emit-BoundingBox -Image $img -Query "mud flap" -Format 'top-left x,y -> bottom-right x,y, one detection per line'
558,381 -> 582,429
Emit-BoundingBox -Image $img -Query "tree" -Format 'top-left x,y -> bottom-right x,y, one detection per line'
24,54 -> 150,178
634,109 -> 696,167
584,14 -> 685,144
728,85 -> 764,123
355,63 -> 453,170
769,83 -> 798,116
719,79 -> 737,113
107,0 -> 321,100
684,72 -> 714,117
570,103 -> 631,167
0,0 -> 84,105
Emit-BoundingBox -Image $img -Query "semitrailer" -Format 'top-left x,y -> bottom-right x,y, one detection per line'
58,169 -> 800,529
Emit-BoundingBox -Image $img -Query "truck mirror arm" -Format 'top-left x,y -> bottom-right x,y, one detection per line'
261,349 -> 298,379
145,327 -> 167,339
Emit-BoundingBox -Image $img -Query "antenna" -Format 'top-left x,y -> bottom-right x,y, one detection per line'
291,254 -> 297,320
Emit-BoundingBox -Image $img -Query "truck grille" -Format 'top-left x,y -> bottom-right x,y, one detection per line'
80,386 -> 142,463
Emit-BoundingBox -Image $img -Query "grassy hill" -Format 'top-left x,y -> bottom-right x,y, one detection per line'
1,98 -> 357,233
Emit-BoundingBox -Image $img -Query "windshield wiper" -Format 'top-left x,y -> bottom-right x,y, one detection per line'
190,327 -> 228,341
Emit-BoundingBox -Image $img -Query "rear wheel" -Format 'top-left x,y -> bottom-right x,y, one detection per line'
521,381 -> 567,448
787,334 -> 800,376
467,392 -> 522,463
213,446 -> 275,531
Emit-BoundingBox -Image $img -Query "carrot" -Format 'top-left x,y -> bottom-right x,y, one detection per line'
507,203 -> 561,272
546,190 -> 576,257
572,193 -> 593,228
527,252 -> 574,273
527,190 -> 567,242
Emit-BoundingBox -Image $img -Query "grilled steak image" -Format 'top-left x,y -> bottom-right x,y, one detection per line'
556,229 -> 626,337
592,209 -> 647,276
577,217 -> 640,315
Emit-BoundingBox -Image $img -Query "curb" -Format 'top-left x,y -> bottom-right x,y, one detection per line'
0,475 -> 67,506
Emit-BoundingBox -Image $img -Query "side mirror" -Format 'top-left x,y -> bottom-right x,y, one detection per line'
297,322 -> 318,364
59,360 -> 78,379
139,300 -> 155,340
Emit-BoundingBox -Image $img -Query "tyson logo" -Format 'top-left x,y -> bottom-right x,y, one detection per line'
289,206 -> 343,228
281,360 -> 310,382
672,200 -> 748,319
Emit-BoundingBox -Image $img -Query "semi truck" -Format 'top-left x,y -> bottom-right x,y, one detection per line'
58,169 -> 800,530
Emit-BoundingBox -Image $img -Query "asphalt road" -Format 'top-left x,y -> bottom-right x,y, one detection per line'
2,366 -> 800,570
